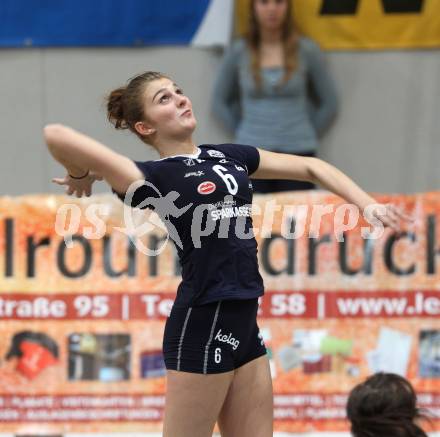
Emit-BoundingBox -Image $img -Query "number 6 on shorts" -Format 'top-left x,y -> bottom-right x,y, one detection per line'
214,347 -> 222,364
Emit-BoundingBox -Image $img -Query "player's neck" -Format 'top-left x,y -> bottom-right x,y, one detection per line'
155,138 -> 198,159
259,28 -> 282,45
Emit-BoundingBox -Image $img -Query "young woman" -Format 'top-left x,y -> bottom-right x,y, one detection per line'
213,0 -> 338,193
347,373 -> 429,437
45,71 -> 407,437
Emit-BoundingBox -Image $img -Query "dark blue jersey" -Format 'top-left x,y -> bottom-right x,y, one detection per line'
113,144 -> 264,307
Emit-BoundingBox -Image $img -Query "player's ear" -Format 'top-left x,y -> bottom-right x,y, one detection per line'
134,121 -> 156,137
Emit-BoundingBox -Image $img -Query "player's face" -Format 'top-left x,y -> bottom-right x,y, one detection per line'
142,78 -> 197,141
254,0 -> 289,32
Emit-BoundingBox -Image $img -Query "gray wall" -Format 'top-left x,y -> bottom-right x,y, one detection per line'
1,46 -> 439,196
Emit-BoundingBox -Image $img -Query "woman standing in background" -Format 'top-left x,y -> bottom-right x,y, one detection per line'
213,0 -> 338,193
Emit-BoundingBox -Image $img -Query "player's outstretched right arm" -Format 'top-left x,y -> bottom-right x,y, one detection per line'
44,124 -> 144,195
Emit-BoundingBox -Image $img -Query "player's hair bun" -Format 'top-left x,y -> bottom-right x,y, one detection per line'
107,87 -> 129,130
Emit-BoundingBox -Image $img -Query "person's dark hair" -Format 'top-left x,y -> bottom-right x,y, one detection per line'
106,71 -> 168,140
247,0 -> 299,88
347,373 -> 429,437
6,331 -> 59,359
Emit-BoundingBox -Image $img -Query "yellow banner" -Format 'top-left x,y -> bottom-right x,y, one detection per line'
236,0 -> 440,50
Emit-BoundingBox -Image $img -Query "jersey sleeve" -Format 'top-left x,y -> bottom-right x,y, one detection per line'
215,144 -> 261,175
112,161 -> 159,210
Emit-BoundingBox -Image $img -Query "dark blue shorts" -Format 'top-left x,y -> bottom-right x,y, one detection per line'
163,298 -> 267,374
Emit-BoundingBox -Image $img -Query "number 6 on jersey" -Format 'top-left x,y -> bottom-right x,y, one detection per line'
213,165 -> 238,195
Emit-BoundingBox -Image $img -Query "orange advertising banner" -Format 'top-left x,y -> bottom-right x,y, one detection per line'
0,192 -> 439,436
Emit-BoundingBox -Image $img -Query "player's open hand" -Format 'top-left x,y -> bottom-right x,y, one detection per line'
366,203 -> 414,232
52,172 -> 103,197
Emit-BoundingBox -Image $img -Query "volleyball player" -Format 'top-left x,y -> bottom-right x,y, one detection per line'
45,71 -> 409,437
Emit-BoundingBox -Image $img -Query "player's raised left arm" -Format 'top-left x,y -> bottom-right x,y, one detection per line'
252,148 -> 411,229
